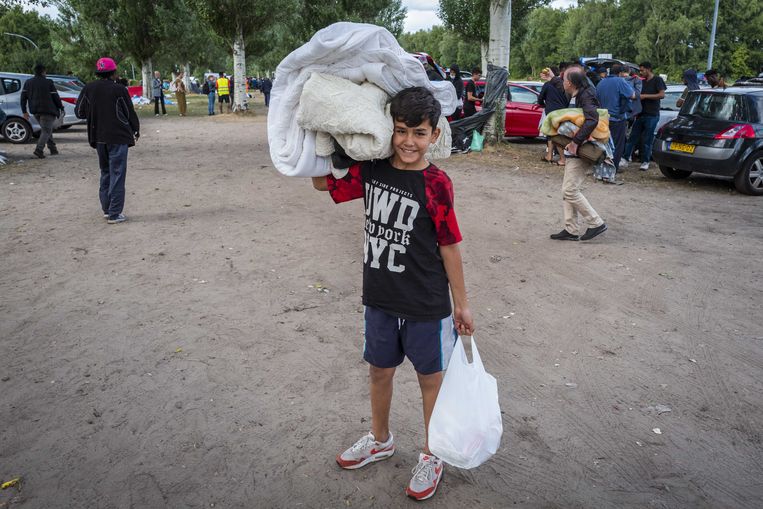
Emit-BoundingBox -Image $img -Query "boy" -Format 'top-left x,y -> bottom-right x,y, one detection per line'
312,87 -> 474,501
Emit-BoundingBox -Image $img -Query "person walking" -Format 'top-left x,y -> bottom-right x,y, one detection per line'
75,57 -> 140,224
203,75 -> 216,115
538,66 -> 569,165
623,62 -> 665,171
550,68 -> 607,242
595,63 -> 635,172
172,71 -> 187,116
20,63 -> 64,159
216,72 -> 231,113
152,71 -> 167,116
261,76 -> 272,107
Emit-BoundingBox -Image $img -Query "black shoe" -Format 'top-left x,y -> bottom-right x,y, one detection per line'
33,149 -> 45,159
580,223 -> 608,241
550,229 -> 579,241
49,147 -> 59,155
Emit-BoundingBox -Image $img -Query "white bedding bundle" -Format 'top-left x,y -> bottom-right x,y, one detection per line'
267,22 -> 458,177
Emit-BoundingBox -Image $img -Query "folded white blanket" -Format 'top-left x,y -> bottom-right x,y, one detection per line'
267,22 -> 458,177
297,73 -> 394,162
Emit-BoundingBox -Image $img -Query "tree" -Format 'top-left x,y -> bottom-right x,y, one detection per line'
58,0 -> 180,97
483,0 -> 510,144
190,0 -> 289,112
0,5 -> 58,73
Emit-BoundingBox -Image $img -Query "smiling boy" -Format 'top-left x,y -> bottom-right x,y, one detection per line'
312,87 -> 474,500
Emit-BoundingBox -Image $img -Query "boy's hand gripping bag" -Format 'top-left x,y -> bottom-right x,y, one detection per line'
428,336 -> 502,469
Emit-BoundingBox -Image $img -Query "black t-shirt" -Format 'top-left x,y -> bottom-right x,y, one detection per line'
640,75 -> 667,116
463,80 -> 477,117
327,159 -> 462,321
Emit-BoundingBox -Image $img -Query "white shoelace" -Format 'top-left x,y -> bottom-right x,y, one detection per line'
411,457 -> 436,483
350,434 -> 375,452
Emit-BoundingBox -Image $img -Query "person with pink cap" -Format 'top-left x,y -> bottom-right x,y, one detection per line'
75,57 -> 140,224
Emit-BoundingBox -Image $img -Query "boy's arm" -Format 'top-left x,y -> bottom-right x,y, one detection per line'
440,243 -> 474,336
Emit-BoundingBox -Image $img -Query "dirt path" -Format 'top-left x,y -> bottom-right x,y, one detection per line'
1,111 -> 761,508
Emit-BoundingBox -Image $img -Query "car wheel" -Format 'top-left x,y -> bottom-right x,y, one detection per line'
2,118 -> 32,144
734,151 -> 763,196
659,165 -> 692,179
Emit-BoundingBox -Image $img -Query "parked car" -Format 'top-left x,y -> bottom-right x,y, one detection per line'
511,80 -> 543,94
652,86 -> 763,195
48,75 -> 86,130
581,57 -> 639,75
471,81 -> 544,138
0,72 -> 71,143
655,84 -> 687,134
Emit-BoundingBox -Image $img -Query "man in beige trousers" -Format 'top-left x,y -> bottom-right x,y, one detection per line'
550,68 -> 608,242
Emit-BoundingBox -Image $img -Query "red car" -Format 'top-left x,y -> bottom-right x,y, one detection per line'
467,80 -> 544,138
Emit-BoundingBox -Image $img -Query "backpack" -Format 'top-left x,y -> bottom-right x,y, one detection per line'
202,81 -> 210,95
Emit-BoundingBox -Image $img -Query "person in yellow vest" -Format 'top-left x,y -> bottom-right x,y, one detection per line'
216,72 -> 231,114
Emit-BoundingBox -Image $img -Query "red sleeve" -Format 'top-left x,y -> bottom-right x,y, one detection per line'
327,163 -> 364,203
423,168 -> 462,245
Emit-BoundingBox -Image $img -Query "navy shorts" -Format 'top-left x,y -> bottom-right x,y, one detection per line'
363,306 -> 458,375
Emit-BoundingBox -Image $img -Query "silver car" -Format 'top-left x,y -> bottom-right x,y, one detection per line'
0,72 -> 83,144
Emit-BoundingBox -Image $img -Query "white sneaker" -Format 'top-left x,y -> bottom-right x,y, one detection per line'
335,432 -> 394,469
406,453 -> 444,501
639,162 -> 650,171
622,157 -> 631,164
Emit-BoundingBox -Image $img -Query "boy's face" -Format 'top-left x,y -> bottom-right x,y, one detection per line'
391,118 -> 440,169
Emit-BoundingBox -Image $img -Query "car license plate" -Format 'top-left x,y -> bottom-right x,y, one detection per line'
669,142 -> 695,154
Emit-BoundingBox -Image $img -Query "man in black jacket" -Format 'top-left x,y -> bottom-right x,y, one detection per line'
75,57 -> 140,224
20,63 -> 64,159
550,68 -> 607,242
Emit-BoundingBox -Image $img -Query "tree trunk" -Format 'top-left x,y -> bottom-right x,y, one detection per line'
183,63 -> 191,92
232,26 -> 247,112
480,42 -> 488,75
141,58 -> 153,99
484,0 -> 511,145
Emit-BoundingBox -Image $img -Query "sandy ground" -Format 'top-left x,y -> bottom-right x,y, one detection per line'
1,102 -> 762,509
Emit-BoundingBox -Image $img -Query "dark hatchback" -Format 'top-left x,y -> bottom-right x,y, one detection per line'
652,87 -> 763,195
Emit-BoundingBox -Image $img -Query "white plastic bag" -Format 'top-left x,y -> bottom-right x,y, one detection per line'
428,336 -> 502,469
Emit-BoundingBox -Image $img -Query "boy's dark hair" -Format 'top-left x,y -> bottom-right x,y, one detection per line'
639,61 -> 653,70
390,87 -> 441,130
33,63 -> 45,76
705,68 -> 719,77
219,71 -> 225,77
559,61 -> 569,72
550,65 -> 560,75
471,67 -> 481,76
611,63 -> 625,75
96,70 -> 116,79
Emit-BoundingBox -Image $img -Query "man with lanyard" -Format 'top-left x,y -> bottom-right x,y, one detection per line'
595,64 -> 635,173
20,63 -> 64,159
623,61 -> 666,171
216,72 -> 231,114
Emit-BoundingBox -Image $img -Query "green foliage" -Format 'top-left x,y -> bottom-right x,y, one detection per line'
508,0 -> 763,81
0,5 -> 59,73
398,26 -> 480,69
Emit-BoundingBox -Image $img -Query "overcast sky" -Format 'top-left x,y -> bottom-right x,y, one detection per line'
402,0 -> 577,32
